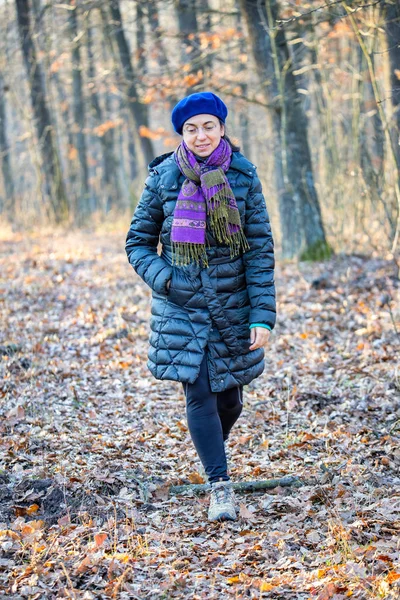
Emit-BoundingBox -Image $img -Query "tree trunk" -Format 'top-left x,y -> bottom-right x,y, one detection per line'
384,1 -> 400,167
108,0 -> 154,167
147,1 -> 178,106
175,0 -> 202,88
52,72 -> 77,190
100,5 -> 138,185
31,0 -> 77,195
240,0 -> 329,260
0,71 -> 15,219
69,1 -> 92,219
86,16 -> 122,212
358,44 -> 385,196
15,0 -> 68,222
309,43 -> 337,171
361,32 -> 385,171
136,1 -> 146,77
198,0 -> 213,82
234,0 -> 250,158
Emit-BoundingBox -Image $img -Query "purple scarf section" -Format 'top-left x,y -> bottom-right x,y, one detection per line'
171,139 -> 249,266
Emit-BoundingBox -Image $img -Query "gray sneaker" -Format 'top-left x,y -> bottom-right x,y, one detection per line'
208,480 -> 236,522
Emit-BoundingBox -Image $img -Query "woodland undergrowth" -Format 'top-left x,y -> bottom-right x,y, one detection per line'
0,231 -> 399,599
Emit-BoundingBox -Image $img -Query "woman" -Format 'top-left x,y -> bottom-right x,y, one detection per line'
125,92 -> 276,522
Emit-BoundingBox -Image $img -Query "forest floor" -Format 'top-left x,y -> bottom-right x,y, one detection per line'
0,230 -> 399,600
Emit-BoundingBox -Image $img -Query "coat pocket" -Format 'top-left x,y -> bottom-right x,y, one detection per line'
167,267 -> 200,308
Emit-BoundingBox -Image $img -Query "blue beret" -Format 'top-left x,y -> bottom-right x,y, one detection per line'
171,92 -> 228,134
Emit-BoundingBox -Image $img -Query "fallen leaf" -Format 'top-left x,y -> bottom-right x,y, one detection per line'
238,435 -> 251,445
58,514 -> 70,527
317,583 -> 338,599
0,530 -> 19,540
112,553 -> 131,563
176,420 -> 188,432
306,530 -> 321,543
239,503 -> 255,519
386,571 -> 400,583
76,555 -> 92,574
152,482 -> 171,501
260,581 -> 276,592
94,532 -> 107,547
20,521 -> 44,537
6,406 -> 25,421
188,472 -> 205,484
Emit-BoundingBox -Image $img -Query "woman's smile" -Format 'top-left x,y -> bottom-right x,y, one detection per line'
196,143 -> 211,152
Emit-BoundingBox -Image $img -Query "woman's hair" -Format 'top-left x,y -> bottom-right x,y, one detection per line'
219,120 -> 240,152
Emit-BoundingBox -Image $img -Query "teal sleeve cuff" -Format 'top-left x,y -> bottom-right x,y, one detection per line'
249,323 -> 272,331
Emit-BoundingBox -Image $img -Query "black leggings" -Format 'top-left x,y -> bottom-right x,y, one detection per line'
183,353 -> 243,483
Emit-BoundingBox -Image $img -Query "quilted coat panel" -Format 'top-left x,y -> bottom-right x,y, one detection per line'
126,151 -> 276,392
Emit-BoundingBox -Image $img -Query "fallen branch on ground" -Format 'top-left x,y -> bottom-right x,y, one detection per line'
169,475 -> 303,496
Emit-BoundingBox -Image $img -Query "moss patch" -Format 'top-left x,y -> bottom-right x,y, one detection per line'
300,240 -> 333,262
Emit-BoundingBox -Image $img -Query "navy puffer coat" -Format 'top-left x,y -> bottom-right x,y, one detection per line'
125,151 -> 276,392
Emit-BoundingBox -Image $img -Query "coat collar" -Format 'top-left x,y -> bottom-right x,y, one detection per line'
148,152 -> 174,171
230,152 -> 257,176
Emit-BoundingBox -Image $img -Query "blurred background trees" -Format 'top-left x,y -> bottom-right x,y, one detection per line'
0,0 -> 399,258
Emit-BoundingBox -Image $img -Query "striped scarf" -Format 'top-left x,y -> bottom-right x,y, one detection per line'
171,139 -> 249,267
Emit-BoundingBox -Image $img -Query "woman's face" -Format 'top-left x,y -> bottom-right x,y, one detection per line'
182,113 -> 225,157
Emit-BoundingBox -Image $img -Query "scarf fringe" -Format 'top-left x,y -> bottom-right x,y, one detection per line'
208,199 -> 250,255
171,241 -> 209,267
229,229 -> 251,257
171,231 -> 249,267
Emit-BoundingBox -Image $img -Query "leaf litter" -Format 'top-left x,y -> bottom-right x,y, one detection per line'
0,231 -> 399,599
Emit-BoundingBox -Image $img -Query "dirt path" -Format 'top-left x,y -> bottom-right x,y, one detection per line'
0,231 -> 399,599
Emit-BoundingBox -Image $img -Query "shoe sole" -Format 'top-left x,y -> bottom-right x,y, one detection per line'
209,512 -> 236,522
